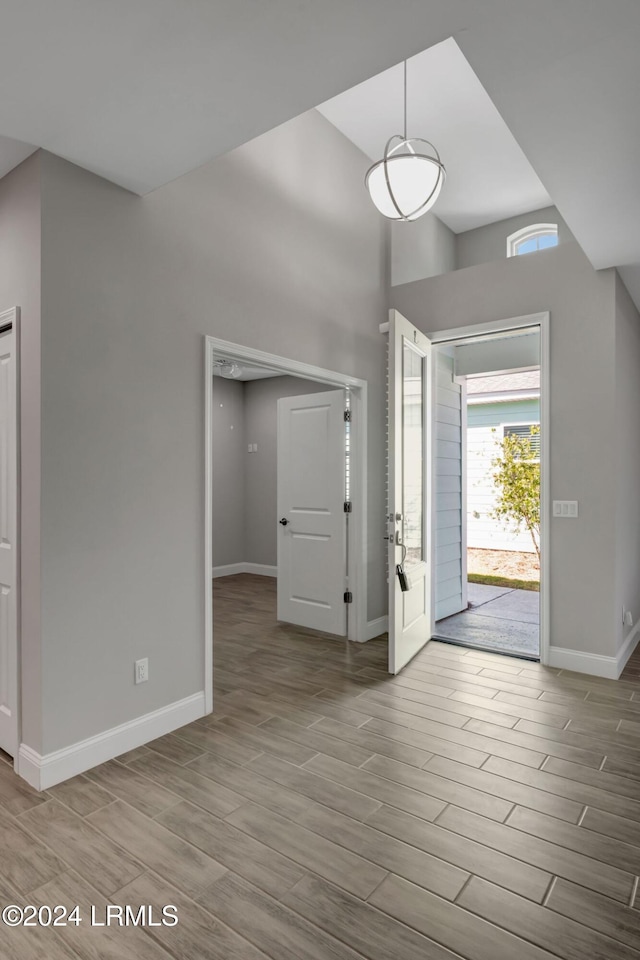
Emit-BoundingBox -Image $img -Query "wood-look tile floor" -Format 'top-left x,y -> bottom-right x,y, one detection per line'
622,641 -> 640,682
1,572 -> 640,959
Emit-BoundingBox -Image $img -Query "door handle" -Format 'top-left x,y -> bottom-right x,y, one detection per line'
279,518 -> 289,526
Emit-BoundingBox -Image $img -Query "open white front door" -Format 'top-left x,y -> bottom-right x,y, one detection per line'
0,313 -> 18,757
388,309 -> 433,673
277,390 -> 347,636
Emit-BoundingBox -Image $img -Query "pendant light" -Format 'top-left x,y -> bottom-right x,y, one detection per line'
214,360 -> 243,379
365,60 -> 446,221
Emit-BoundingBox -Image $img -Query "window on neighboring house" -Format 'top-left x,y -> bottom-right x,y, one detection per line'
507,223 -> 558,257
503,423 -> 540,458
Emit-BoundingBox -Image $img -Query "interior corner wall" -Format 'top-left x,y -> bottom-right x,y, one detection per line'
391,241 -> 618,660
211,377 -> 245,568
455,205 -> 575,271
244,376 -> 330,568
390,213 -> 456,286
614,272 -> 640,663
38,107 -> 389,755
0,153 -> 42,754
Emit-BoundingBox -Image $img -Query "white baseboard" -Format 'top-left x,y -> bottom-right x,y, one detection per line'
212,562 -> 246,579
549,628 -> 640,680
618,621 -> 640,676
212,562 -> 277,579
547,646 -> 619,680
18,691 -> 206,791
365,616 -> 388,641
244,563 -> 277,577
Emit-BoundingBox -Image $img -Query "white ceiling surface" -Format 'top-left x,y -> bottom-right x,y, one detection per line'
317,39 -> 551,234
0,0 -> 492,196
0,1 -> 639,303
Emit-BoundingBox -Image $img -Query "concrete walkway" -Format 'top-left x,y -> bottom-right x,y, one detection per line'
435,582 -> 540,658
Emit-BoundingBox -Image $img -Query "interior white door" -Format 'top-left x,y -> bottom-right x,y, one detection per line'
388,309 -> 433,673
0,312 -> 18,757
277,389 -> 347,636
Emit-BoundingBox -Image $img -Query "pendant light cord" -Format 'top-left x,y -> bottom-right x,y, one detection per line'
403,60 -> 407,140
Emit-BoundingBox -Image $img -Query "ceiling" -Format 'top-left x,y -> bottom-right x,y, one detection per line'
0,1 -> 639,304
317,38 -> 551,234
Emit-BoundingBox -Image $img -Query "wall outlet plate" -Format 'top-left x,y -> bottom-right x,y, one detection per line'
135,658 -> 149,684
552,500 -> 578,518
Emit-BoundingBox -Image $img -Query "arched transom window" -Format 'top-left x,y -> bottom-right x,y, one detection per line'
507,223 -> 558,257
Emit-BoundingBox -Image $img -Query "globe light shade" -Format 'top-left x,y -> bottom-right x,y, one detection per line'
365,136 -> 446,222
220,362 -> 243,379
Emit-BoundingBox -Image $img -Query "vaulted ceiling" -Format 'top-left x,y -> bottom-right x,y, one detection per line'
1,1 -> 639,303
317,38 -> 552,235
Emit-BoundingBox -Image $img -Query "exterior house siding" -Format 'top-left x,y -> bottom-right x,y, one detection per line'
434,351 -> 466,620
467,398 -> 540,553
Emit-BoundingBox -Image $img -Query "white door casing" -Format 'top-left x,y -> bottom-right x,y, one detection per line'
0,310 -> 18,758
205,335 -> 368,713
388,309 -> 433,673
277,389 -> 347,636
427,312 -> 550,665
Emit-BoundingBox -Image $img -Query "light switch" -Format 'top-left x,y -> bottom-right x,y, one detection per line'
553,500 -> 578,518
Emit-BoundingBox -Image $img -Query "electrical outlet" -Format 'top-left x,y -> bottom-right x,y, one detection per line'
625,611 -> 634,628
135,658 -> 149,684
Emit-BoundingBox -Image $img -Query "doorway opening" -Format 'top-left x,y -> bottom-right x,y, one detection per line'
431,323 -> 546,661
384,309 -> 549,675
204,337 -> 368,713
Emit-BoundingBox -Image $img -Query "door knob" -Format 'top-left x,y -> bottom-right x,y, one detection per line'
279,517 -> 289,526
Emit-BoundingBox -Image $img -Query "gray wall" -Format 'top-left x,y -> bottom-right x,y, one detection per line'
456,205 -> 575,271
211,377 -> 245,568
391,213 -> 456,287
614,273 -> 640,659
38,108 -> 388,753
392,241 -> 618,659
0,154 -> 42,752
244,376 -> 330,568
211,375 -> 329,569
391,204 -> 575,285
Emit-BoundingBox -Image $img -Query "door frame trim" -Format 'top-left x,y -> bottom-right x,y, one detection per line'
0,307 -> 20,767
204,336 -> 368,714
428,312 -> 550,666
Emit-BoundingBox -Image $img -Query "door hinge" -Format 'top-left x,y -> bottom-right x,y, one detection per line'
344,591 -> 353,604
344,501 -> 352,513
344,409 -> 352,422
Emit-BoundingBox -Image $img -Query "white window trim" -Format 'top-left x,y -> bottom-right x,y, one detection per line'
507,223 -> 558,258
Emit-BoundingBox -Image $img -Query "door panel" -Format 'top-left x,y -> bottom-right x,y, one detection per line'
388,310 -> 432,673
0,318 -> 18,758
277,390 -> 346,636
